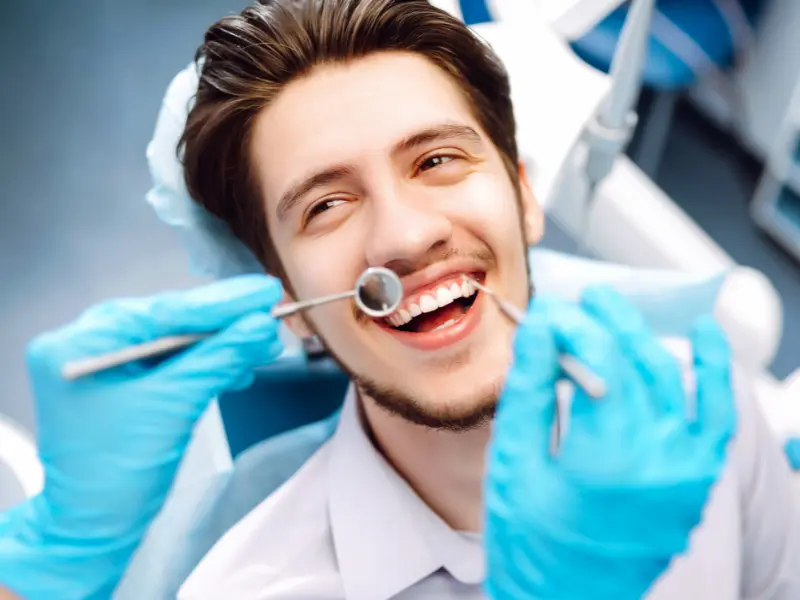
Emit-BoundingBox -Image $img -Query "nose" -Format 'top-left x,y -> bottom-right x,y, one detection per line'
364,187 -> 453,270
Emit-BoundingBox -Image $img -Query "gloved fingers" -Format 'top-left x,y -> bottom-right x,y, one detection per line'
690,315 -> 735,442
581,285 -> 687,417
27,275 -> 283,371
495,305 -> 560,459
534,296 -> 627,433
154,312 -> 283,411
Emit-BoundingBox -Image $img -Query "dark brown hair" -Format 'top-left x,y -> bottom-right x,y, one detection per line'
180,0 -> 519,278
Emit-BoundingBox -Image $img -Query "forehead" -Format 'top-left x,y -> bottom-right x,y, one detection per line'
250,52 -> 481,205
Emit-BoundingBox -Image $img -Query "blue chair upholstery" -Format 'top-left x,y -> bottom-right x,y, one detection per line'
218,355 -> 349,457
458,0 -> 493,26
569,0 -> 764,176
570,0 -> 763,89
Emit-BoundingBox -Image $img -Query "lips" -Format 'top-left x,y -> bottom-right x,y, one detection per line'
375,270 -> 485,351
386,274 -> 479,328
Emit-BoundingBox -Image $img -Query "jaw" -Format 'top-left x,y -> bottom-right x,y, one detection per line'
362,291 -> 515,401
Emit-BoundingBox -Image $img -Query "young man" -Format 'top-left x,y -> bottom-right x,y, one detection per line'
172,1 -> 798,598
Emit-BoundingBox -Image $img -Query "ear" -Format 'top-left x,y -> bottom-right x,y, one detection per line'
279,290 -> 315,339
518,160 -> 544,245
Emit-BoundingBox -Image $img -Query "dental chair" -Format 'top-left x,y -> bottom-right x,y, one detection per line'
117,3 -> 800,596
0,415 -> 42,511
219,355 -> 347,458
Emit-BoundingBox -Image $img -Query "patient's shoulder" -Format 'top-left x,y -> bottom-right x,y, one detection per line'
178,441 -> 342,598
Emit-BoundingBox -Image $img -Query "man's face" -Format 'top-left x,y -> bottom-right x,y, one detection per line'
251,51 -> 542,429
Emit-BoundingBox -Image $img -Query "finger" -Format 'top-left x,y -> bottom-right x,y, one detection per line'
495,303 -> 560,459
535,296 -> 626,434
581,285 -> 686,417
28,275 -> 283,368
691,315 -> 735,440
152,312 -> 284,416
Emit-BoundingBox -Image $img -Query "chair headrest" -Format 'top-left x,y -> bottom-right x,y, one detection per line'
0,415 -> 43,504
530,248 -> 782,369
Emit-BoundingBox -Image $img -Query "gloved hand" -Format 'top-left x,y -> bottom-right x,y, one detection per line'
0,275 -> 284,600
484,286 -> 736,600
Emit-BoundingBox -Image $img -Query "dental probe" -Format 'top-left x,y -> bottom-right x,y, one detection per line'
61,267 -> 403,381
461,275 -> 607,456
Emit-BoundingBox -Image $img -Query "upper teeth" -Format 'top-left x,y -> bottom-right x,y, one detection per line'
387,278 -> 477,328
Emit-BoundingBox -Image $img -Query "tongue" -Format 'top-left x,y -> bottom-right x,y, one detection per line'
413,302 -> 467,333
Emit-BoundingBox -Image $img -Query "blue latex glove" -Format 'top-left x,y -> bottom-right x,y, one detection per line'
0,275 -> 284,600
485,286 -> 736,600
784,438 -> 800,472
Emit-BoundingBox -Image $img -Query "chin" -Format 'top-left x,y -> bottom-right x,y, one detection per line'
356,371 -> 503,432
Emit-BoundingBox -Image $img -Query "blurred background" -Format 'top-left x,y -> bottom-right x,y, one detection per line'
1,0 -> 799,435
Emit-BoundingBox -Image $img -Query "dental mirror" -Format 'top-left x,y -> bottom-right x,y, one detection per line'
270,266 -> 402,319
62,267 -> 404,380
354,267 -> 404,317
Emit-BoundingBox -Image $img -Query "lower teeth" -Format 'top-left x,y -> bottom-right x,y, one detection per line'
431,318 -> 458,332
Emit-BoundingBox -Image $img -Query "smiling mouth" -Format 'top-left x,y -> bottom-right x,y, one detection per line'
382,274 -> 481,333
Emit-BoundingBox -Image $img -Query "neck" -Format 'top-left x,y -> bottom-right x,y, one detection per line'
360,394 -> 491,533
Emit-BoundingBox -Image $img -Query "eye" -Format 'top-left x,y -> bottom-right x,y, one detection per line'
305,197 -> 348,223
417,154 -> 456,173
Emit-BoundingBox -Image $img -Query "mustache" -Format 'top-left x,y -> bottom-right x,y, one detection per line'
387,247 -> 494,278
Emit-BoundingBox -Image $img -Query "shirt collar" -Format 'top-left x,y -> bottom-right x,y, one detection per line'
327,386 -> 485,600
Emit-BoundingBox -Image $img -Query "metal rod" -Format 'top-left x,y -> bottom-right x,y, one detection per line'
462,275 -> 608,456
271,290 -> 355,319
61,291 -> 356,380
61,333 -> 208,381
463,275 -> 606,398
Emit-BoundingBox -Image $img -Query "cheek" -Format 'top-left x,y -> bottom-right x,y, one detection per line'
278,236 -> 367,340
277,229 -> 360,298
447,172 -> 523,242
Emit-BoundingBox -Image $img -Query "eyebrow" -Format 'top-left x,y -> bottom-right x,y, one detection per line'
276,166 -> 355,223
275,123 -> 483,223
393,122 -> 483,156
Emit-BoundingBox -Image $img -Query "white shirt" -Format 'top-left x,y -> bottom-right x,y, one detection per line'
179,356 -> 800,600
178,386 -> 485,599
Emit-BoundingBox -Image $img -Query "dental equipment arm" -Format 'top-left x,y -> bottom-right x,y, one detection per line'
581,0 -> 654,238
